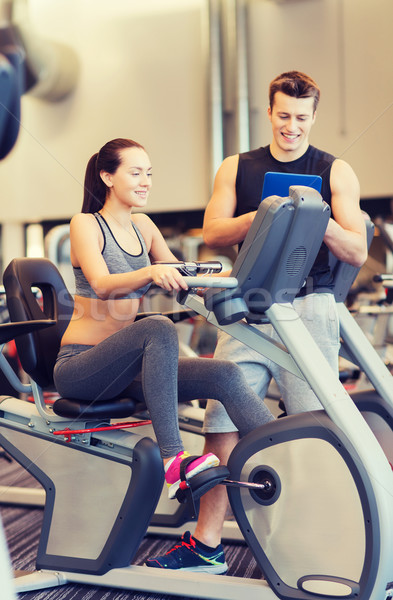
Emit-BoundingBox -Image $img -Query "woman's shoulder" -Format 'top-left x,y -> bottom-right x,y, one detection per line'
132,212 -> 152,227
69,213 -> 103,244
131,212 -> 156,235
70,212 -> 99,229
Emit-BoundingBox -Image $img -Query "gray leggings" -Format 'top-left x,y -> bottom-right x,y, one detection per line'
54,315 -> 274,458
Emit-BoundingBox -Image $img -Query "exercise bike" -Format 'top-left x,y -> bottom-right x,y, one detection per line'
1,187 -> 393,600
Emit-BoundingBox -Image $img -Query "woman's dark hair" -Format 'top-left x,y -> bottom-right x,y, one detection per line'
82,138 -> 146,213
269,71 -> 320,113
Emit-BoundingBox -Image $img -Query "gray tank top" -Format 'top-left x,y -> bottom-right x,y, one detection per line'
73,212 -> 151,299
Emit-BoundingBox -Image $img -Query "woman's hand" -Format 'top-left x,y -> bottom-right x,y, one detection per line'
149,265 -> 189,291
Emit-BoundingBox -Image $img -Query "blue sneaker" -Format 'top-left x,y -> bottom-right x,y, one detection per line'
145,531 -> 228,574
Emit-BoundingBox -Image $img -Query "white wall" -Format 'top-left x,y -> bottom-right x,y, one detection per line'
0,0 -> 209,222
1,0 -> 392,228
247,0 -> 393,198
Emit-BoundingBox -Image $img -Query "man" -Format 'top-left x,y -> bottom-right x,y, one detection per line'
146,71 -> 367,572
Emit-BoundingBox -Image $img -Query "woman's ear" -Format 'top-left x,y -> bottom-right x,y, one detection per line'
100,170 -> 112,188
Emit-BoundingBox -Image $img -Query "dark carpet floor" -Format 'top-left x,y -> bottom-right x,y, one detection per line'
0,453 -> 263,600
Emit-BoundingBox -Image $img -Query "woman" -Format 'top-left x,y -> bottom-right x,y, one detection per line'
54,138 -> 275,499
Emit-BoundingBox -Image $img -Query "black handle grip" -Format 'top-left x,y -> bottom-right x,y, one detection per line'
152,261 -> 222,275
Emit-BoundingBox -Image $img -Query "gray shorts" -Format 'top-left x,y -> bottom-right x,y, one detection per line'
203,293 -> 340,433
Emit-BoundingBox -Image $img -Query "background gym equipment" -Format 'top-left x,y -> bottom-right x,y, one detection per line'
0,187 -> 392,599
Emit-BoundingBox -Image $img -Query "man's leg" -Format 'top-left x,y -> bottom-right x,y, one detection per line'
271,293 -> 340,414
145,426 -> 237,573
192,331 -> 273,547
193,431 -> 239,548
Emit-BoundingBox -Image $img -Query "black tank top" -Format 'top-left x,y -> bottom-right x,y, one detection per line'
235,144 -> 336,292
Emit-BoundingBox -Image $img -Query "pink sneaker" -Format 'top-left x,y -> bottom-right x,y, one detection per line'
165,451 -> 220,499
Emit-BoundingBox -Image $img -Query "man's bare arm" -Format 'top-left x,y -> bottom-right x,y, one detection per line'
203,155 -> 256,249
324,159 -> 368,267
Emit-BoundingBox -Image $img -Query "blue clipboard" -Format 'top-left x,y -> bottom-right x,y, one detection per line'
261,171 -> 322,201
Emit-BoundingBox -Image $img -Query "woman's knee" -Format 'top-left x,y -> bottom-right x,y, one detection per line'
143,315 -> 179,345
213,359 -> 245,388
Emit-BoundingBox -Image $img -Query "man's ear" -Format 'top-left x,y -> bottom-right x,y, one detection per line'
312,110 -> 317,124
267,106 -> 272,121
100,170 -> 112,188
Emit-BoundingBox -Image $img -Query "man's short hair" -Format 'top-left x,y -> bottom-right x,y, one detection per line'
269,71 -> 320,113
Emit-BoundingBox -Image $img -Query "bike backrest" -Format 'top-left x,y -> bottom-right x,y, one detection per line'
3,257 -> 74,388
